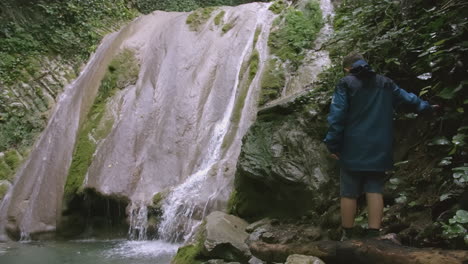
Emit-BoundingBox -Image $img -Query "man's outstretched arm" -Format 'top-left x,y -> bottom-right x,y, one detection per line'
390,80 -> 433,112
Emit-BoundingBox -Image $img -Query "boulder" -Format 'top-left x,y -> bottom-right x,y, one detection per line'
286,254 -> 325,264
203,211 -> 251,263
230,92 -> 338,219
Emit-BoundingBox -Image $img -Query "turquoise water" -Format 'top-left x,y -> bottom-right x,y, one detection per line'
0,239 -> 180,264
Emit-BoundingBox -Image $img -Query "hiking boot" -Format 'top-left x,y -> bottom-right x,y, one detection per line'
364,228 -> 381,239
340,227 -> 358,241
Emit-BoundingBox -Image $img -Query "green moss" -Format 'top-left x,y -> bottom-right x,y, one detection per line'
248,50 -> 260,82
230,114 -> 330,221
186,7 -> 216,31
269,0 -> 287,14
213,10 -> 225,26
253,26 -> 262,48
4,149 -> 21,170
259,59 -> 285,106
171,222 -> 206,264
63,49 -> 139,203
268,0 -> 323,67
152,192 -> 165,206
229,50 -> 257,125
171,244 -> 203,264
0,159 -> 12,181
222,20 -> 235,34
227,190 -> 238,214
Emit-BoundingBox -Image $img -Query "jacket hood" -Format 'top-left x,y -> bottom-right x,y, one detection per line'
350,59 -> 375,79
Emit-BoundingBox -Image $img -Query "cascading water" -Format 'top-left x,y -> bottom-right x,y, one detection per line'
0,3 -> 335,262
0,1 -> 277,243
128,203 -> 148,241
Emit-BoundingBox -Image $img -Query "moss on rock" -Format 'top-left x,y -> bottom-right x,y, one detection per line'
222,19 -> 236,34
4,149 -> 22,171
253,26 -> 262,48
186,7 -> 216,31
171,244 -> 204,264
249,50 -> 260,82
259,59 -> 285,106
152,192 -> 165,206
213,10 -> 225,26
268,0 -> 323,67
63,49 -> 139,204
269,0 -> 287,14
171,222 -> 207,264
230,96 -> 335,220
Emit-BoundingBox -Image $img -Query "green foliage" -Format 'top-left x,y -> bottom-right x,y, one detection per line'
0,159 -> 13,181
133,0 -> 270,14
0,0 -> 137,156
186,7 -> 216,31
4,149 -> 21,170
330,0 -> 467,116
0,0 -> 136,85
441,210 -> 468,244
269,0 -> 287,14
328,0 -> 468,248
0,182 -> 9,200
452,166 -> 468,186
213,10 -> 225,26
0,148 -> 23,182
268,0 -> 323,67
63,49 -> 139,203
0,113 -> 46,152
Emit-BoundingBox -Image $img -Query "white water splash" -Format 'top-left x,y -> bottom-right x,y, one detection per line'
104,240 -> 181,259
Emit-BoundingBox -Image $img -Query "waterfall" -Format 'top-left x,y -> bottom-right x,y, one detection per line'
128,203 -> 149,240
0,26 -> 135,240
0,0 -> 332,243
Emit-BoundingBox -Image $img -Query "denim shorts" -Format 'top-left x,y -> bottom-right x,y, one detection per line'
340,169 -> 386,198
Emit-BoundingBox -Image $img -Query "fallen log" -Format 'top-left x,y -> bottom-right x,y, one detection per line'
249,239 -> 468,264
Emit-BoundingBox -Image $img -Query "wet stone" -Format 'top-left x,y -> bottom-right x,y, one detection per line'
285,254 -> 325,264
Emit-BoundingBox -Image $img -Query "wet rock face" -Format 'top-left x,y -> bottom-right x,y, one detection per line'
230,96 -> 338,219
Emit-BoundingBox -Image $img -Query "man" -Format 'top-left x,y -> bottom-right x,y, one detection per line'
323,53 -> 435,240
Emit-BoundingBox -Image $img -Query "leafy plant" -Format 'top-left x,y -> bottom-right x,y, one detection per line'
441,210 -> 468,245
268,0 -> 323,68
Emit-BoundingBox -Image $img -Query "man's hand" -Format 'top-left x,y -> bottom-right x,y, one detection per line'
330,153 -> 340,160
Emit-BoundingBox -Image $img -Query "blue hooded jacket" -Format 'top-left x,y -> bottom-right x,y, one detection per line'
323,60 -> 431,171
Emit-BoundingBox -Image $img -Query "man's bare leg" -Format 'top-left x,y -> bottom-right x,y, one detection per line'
341,197 -> 357,228
366,192 -> 383,229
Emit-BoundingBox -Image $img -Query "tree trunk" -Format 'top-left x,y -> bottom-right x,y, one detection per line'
249,239 -> 468,264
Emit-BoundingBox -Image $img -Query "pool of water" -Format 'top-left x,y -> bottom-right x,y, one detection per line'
0,239 -> 181,264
